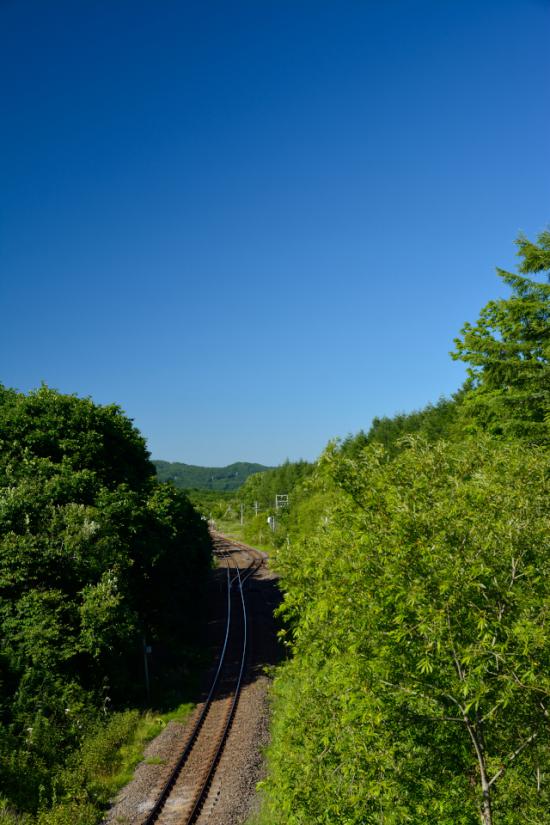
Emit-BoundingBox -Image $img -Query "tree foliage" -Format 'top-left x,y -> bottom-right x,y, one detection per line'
262,438 -> 550,825
339,394 -> 463,458
259,228 -> 550,825
239,459 -> 314,509
237,460 -> 318,550
453,230 -> 550,443
0,385 -> 212,815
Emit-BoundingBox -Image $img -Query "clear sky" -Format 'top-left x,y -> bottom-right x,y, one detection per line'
1,0 -> 549,465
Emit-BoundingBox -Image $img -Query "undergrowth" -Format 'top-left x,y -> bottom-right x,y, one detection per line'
1,703 -> 195,825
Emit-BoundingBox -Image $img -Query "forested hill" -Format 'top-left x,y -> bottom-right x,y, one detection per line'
153,460 -> 271,490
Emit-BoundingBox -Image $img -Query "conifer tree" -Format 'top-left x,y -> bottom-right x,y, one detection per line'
452,229 -> 550,443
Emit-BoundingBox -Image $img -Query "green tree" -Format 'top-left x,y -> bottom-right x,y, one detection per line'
0,384 -> 154,489
239,460 -> 314,509
452,230 -> 550,443
263,437 -> 550,825
338,394 -> 462,458
0,385 -> 211,815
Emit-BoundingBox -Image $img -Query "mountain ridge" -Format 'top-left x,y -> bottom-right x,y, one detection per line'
153,460 -> 271,491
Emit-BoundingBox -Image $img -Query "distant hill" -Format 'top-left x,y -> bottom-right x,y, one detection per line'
153,460 -> 271,491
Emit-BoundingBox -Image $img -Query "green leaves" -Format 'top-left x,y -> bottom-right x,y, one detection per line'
0,385 -> 212,815
0,384 -> 155,489
452,230 -> 550,444
262,436 -> 550,824
79,571 -> 134,658
258,228 -> 550,824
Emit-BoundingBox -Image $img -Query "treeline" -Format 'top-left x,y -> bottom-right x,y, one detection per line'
199,399 -> 465,551
239,459 -> 314,508
232,399 -> 463,552
238,461 -> 318,550
185,461 -> 318,548
259,230 -> 550,824
341,393 -> 463,457
0,387 -> 212,822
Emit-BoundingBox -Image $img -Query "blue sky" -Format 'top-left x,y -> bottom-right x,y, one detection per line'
1,0 -> 549,465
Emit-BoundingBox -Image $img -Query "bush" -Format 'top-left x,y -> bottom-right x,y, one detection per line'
263,437 -> 550,824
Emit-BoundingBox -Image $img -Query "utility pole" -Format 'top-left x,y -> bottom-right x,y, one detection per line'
240,503 -> 244,525
142,635 -> 151,702
254,500 -> 259,516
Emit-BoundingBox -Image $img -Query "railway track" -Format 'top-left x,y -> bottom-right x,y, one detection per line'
141,535 -> 265,825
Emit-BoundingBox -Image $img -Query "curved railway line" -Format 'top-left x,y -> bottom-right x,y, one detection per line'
139,534 -> 266,825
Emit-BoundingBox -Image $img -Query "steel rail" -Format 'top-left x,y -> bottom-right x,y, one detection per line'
185,554 -> 249,823
239,557 -> 263,586
210,532 -> 265,587
141,539 -> 258,825
142,550 -> 232,825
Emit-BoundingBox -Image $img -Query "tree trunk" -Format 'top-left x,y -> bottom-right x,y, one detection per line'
464,717 -> 493,825
480,777 -> 493,825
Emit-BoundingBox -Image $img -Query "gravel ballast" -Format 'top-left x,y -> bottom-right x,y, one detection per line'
103,539 -> 281,825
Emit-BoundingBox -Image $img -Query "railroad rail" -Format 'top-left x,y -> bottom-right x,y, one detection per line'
141,535 -> 264,825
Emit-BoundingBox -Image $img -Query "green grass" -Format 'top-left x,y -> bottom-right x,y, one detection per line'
0,800 -> 32,825
242,809 -> 266,825
91,706 -> 193,792
214,519 -> 275,556
31,702 -> 196,825
101,702 -> 194,792
214,518 -> 245,538
158,701 -> 195,725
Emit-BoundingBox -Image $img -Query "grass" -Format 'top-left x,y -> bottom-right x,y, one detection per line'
214,518 -> 276,557
0,800 -> 32,825
90,710 -> 163,792
242,809 -> 266,825
90,703 -> 194,793
214,518 -> 245,539
158,701 -> 195,725
29,701 -> 196,825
